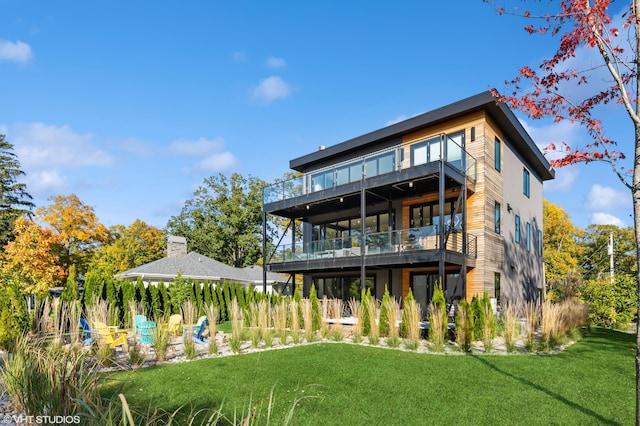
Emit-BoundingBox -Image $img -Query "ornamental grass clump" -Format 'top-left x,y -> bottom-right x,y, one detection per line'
290,299 -> 301,344
540,300 -> 564,351
0,334 -> 101,417
301,299 -> 314,343
249,302 -> 261,348
400,290 -> 421,350
329,298 -> 344,341
348,298 -> 363,344
481,292 -> 496,353
151,316 -> 170,362
383,295 -> 400,348
320,296 -> 330,339
181,300 -> 197,360
366,296 -> 379,346
428,302 -> 445,352
258,300 -> 273,347
501,303 -> 520,353
204,303 -> 219,355
524,301 -> 540,352
229,298 -> 244,353
273,299 -> 288,344
455,299 -> 474,353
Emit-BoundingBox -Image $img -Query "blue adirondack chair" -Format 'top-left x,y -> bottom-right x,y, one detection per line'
184,317 -> 209,345
134,314 -> 147,335
79,318 -> 94,345
138,320 -> 157,345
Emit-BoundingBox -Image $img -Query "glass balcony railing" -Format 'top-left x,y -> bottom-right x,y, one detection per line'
263,134 -> 477,204
268,226 -> 476,263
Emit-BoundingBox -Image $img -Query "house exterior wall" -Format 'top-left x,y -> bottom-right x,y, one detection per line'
264,92 -> 552,307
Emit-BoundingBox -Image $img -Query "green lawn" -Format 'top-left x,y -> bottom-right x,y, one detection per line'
102,328 -> 635,425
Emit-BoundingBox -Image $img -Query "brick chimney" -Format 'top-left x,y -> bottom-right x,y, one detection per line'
167,235 -> 187,258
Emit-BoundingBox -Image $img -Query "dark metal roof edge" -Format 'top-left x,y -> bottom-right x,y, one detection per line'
289,90 -> 555,181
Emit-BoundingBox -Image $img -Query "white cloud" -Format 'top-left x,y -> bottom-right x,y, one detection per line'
118,137 -> 154,157
5,122 -> 114,196
11,122 -> 113,169
543,167 -> 579,192
385,112 -> 424,127
251,76 -> 291,104
584,184 -> 630,211
266,56 -> 286,69
168,137 -> 238,173
0,39 -> 33,63
521,120 -> 582,161
589,212 -> 625,227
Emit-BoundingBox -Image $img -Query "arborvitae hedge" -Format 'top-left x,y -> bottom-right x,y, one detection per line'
432,282 -> 448,340
378,285 -> 391,337
361,288 -> 371,336
482,291 -> 496,338
121,280 -> 135,324
159,282 -> 171,315
455,299 -> 474,352
60,264 -> 79,302
471,296 -> 484,340
222,281 -> 232,320
310,284 -> 321,331
216,284 -> 226,321
148,283 -> 161,320
193,280 -> 203,316
0,281 -> 29,350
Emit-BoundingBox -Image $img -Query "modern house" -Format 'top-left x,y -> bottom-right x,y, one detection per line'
262,91 -> 554,311
117,236 -> 289,293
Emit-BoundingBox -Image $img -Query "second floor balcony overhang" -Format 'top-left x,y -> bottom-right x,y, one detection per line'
264,134 -> 476,218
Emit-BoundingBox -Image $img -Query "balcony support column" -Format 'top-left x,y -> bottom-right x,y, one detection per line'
262,210 -> 267,294
360,179 -> 366,292
438,140 -> 445,289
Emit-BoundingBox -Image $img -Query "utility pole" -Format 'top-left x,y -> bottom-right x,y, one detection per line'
608,231 -> 614,283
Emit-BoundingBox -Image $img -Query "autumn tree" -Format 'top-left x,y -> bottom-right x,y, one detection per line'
36,194 -> 112,275
0,134 -> 35,246
543,200 -> 584,300
1,216 -> 65,295
165,173 -> 266,267
89,219 -> 166,275
485,0 -> 640,421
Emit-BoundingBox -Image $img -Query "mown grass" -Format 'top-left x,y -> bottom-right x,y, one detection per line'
101,328 -> 635,425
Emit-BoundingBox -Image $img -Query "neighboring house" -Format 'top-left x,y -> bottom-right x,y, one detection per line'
117,236 -> 289,294
262,91 -> 554,309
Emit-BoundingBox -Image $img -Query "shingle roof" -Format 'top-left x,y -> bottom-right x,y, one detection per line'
115,252 -> 287,285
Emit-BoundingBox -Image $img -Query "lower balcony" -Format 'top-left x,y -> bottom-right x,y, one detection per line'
267,226 -> 477,272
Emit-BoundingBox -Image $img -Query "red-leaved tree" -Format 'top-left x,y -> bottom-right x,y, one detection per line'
484,0 -> 640,423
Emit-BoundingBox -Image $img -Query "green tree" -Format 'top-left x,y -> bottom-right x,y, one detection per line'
378,286 -> 391,337
0,134 -> 35,247
60,264 -> 79,302
310,284 -> 321,331
169,273 -> 191,314
579,224 -> 637,281
165,173 -> 266,267
0,277 -> 29,350
543,200 -> 584,300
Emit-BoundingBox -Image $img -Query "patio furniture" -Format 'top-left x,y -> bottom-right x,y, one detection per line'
138,320 -> 157,345
166,314 -> 182,336
93,321 -> 128,349
134,314 -> 147,334
79,318 -> 94,346
183,317 -> 209,345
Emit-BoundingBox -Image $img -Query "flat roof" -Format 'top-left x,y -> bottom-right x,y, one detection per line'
290,90 -> 554,181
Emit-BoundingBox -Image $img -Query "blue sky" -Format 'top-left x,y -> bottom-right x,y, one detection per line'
0,1 -> 634,231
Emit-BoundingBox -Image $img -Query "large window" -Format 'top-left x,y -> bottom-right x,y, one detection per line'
311,169 -> 334,192
523,168 -> 530,197
314,276 -> 375,301
495,137 -> 501,171
495,202 -> 501,234
537,229 -> 543,256
515,215 -> 521,243
526,222 -> 531,251
410,199 -> 462,231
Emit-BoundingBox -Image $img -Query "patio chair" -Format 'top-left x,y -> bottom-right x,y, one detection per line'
134,314 -> 147,334
79,318 -> 94,346
138,320 -> 157,345
93,321 -> 128,349
184,317 -> 209,345
166,314 -> 182,336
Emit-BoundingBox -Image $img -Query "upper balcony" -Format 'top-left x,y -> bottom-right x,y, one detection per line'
263,133 -> 476,211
